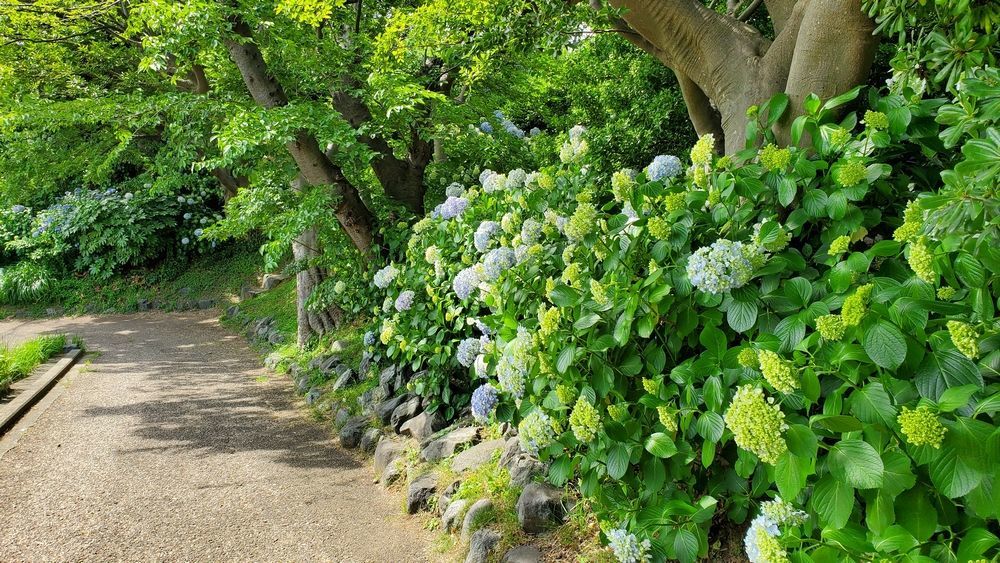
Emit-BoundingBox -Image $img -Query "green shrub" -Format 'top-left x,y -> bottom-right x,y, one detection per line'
0,334 -> 66,387
368,82 -> 998,561
0,261 -> 55,304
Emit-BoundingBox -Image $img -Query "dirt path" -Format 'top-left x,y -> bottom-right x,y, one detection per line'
0,312 -> 436,562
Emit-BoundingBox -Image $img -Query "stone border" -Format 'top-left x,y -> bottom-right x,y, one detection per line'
0,348 -> 83,436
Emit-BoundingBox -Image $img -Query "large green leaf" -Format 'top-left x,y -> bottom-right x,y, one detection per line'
896,487 -> 937,541
829,439 -> 884,489
849,383 -> 896,428
673,529 -> 699,563
811,475 -> 854,528
775,451 -> 809,499
862,320 -> 907,370
929,447 -> 983,498
607,443 -> 629,479
726,300 -> 757,333
645,433 -> 678,459
914,349 -> 983,400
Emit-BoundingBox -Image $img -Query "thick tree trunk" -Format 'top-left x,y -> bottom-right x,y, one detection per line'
224,20 -> 378,254
608,0 -> 878,154
332,81 -> 430,214
292,220 -> 342,347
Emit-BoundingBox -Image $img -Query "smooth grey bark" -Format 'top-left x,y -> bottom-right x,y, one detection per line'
291,176 -> 342,346
607,0 -> 878,154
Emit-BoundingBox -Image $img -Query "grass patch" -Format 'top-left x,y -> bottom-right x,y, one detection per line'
0,334 -> 66,395
227,280 -> 297,338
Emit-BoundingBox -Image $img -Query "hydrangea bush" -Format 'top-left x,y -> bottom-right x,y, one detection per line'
368,84 -> 998,561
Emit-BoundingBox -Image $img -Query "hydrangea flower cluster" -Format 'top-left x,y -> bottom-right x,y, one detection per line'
445,182 -> 465,197
481,247 -> 516,281
834,159 -> 867,187
589,279 -> 609,306
569,397 -> 601,443
759,144 -> 791,172
893,200 -> 923,242
663,192 -> 686,213
453,266 -> 483,300
757,350 -> 798,394
937,286 -> 956,300
607,403 -> 628,422
646,155 -> 682,181
394,290 -> 415,312
471,384 -> 498,422
373,264 -> 399,289
829,235 -> 851,255
560,125 -> 588,163
724,385 -> 788,464
760,497 -> 808,526
474,220 -> 500,252
565,202 -> 599,242
497,328 -> 533,398
898,405 -> 947,448
738,347 -> 760,369
647,216 -> 671,240
555,384 -> 577,405
863,110 -> 889,130
610,169 -> 636,202
690,134 -> 715,167
841,283 -> 873,326
657,405 -> 677,432
606,526 -> 651,563
815,314 -> 846,341
518,409 -> 557,455
947,320 -> 979,359
908,237 -> 935,283
457,337 -> 482,367
744,515 -> 788,563
686,239 -> 760,294
363,330 -> 375,346
437,196 -> 469,219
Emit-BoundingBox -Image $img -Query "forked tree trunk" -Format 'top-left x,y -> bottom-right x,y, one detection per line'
224,20 -> 378,254
608,0 -> 879,153
291,216 -> 342,346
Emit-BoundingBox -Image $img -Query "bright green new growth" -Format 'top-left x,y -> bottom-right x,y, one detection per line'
724,386 -> 788,465
757,350 -> 799,394
947,320 -> 979,360
569,397 -> 601,443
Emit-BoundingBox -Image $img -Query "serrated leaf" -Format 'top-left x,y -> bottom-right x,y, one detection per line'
830,439 -> 884,489
811,475 -> 853,528
607,444 -> 629,479
727,300 -> 757,333
645,433 -> 678,459
863,320 -> 907,370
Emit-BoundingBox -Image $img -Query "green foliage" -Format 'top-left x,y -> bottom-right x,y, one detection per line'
369,80 -> 999,560
0,334 -> 67,394
0,262 -> 55,304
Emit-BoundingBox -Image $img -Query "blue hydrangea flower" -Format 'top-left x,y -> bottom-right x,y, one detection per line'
479,169 -> 495,185
183,212 -> 192,220
520,219 -> 542,245
480,121 -> 493,134
11,205 -> 26,213
502,119 -> 525,138
181,237 -> 190,245
482,247 -> 516,281
529,127 -> 541,137
471,384 -> 498,422
445,183 -> 465,197
646,155 -> 682,181
606,527 -> 651,563
194,228 -> 204,237
453,266 -> 482,300
473,318 -> 492,337
177,196 -> 186,203
686,239 -> 759,294
493,110 -> 506,120
483,172 -> 505,193
439,196 -> 469,219
373,264 -> 399,289
363,331 -> 376,346
474,221 -> 500,253
456,338 -> 482,367
507,169 -> 527,188
394,290 -> 415,312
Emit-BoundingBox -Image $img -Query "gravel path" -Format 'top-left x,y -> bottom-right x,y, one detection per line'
0,312 -> 436,562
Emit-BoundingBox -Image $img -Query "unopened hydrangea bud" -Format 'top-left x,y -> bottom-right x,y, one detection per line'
570,397 -> 602,443
642,378 -> 658,395
758,350 -> 798,394
829,235 -> 851,255
538,304 -> 561,340
898,406 -> 946,448
590,279 -> 609,306
947,320 -> 979,359
738,348 -> 760,369
691,134 -> 715,166
647,216 -> 671,240
863,110 -> 889,131
834,159 -> 867,187
724,385 -> 788,464
841,284 -> 873,327
608,403 -> 629,422
664,192 -> 686,213
657,406 -> 677,432
611,169 -> 636,202
759,144 -> 791,172
562,263 -> 582,288
565,202 -> 599,242
908,238 -> 935,283
555,384 -> 576,405
937,286 -> 956,300
816,315 -> 846,341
